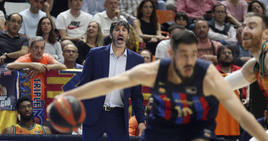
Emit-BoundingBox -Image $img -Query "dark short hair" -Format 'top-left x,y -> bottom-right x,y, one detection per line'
170,30 -> 198,51
248,0 -> 266,15
175,12 -> 188,23
109,21 -> 130,34
216,45 -> 234,60
7,13 -> 23,23
16,96 -> 32,110
167,24 -> 185,34
212,3 -> 226,13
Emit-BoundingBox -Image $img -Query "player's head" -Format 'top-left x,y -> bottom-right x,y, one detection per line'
16,97 -> 33,121
242,12 -> 268,53
169,30 -> 198,82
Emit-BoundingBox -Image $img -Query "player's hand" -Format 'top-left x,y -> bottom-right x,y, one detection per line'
138,122 -> 146,136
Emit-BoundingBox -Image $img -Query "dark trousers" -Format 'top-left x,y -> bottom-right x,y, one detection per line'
82,108 -> 129,141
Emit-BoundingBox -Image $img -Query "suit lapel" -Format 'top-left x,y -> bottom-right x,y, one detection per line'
103,45 -> 110,77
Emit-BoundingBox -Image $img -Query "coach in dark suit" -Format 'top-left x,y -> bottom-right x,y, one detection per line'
79,21 -> 145,141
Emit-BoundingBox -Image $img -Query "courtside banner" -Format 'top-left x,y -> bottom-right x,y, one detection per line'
44,69 -> 82,119
0,69 -> 18,110
19,71 -> 46,124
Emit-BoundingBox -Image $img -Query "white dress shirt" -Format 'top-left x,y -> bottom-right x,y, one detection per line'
104,45 -> 127,108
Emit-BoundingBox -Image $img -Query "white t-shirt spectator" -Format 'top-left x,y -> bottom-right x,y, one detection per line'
19,9 -> 46,38
56,9 -> 92,38
155,39 -> 170,59
93,11 -> 127,36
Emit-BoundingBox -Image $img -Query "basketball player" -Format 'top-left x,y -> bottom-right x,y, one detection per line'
61,30 -> 268,141
225,13 -> 268,101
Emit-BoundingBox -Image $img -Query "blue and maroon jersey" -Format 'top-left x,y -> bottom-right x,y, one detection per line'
150,58 -> 219,125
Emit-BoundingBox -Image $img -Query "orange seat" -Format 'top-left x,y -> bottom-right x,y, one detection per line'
156,10 -> 175,24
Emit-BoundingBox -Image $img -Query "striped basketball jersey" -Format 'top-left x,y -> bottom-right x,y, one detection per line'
254,41 -> 268,101
11,123 -> 46,135
150,59 -> 219,125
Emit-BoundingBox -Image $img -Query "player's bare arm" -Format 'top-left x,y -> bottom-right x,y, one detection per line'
224,58 -> 256,90
204,64 -> 268,141
63,61 -> 159,100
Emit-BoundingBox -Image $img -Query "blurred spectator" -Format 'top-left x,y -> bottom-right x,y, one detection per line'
208,3 -> 237,45
84,21 -> 103,49
62,43 -> 83,69
194,19 -> 222,63
41,0 -> 53,17
152,0 -> 166,10
134,0 -> 167,55
215,45 -> 242,140
81,0 -> 105,15
258,0 -> 268,15
174,12 -> 188,28
6,36 -> 66,78
248,0 -> 267,16
119,0 -> 142,23
74,21 -> 104,65
233,26 -> 251,66
126,24 -> 141,52
221,0 -> 248,22
166,0 -> 177,12
56,0 -> 92,42
176,0 -> 217,24
128,96 -> 154,136
241,104 -> 268,141
19,0 -> 46,38
155,24 -> 184,60
2,96 -> 51,134
50,0 -> 69,18
0,13 -> 28,66
140,49 -> 152,63
0,10 -> 4,31
93,0 -> 127,36
36,16 -> 64,62
0,0 -> 6,18
61,39 -> 73,49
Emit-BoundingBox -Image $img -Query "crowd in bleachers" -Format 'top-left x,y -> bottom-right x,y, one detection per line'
0,0 -> 267,140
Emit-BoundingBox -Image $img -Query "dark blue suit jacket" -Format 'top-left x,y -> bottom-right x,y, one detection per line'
79,45 -> 145,130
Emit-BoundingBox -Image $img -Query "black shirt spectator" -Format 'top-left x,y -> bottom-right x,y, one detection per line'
0,31 -> 28,63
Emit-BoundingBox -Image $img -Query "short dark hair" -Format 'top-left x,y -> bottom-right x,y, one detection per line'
175,12 -> 188,23
167,24 -> 185,34
109,21 -> 130,34
212,3 -> 226,13
7,13 -> 23,23
245,12 -> 268,29
170,30 -> 198,51
216,45 -> 234,60
194,19 -> 209,31
16,96 -> 32,110
248,0 -> 266,15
